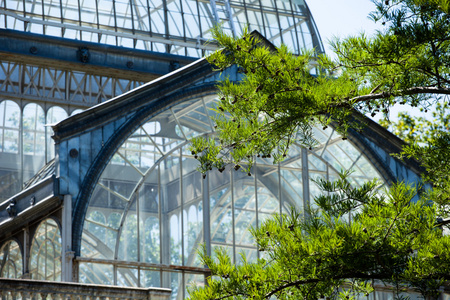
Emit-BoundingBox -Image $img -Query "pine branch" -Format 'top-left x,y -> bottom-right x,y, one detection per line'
349,86 -> 450,102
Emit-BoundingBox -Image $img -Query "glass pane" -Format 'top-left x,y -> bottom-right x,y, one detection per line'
79,263 -> 113,285
46,106 -> 68,159
29,218 -> 61,281
0,240 -> 23,278
0,100 -> 21,201
141,269 -> 161,287
118,212 -> 139,262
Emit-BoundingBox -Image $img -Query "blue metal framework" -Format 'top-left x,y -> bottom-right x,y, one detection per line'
51,60 -> 420,297
0,1 -> 424,299
0,0 -> 323,201
0,49 -> 423,298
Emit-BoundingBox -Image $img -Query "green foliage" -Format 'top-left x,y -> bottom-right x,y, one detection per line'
380,101 -> 450,214
188,177 -> 450,300
397,132 -> 450,216
313,170 -> 381,217
380,98 -> 450,145
189,0 -> 450,175
188,0 -> 450,298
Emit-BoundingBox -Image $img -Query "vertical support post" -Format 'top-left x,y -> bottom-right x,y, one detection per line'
136,189 -> 141,287
231,170 -> 236,264
202,174 -> 211,257
61,194 -> 74,282
223,0 -> 236,37
301,148 -> 310,218
209,0 -> 220,24
23,227 -> 29,279
19,106 -> 24,189
180,150 -> 185,268
278,162 -> 282,216
163,0 -> 170,53
160,166 -> 171,289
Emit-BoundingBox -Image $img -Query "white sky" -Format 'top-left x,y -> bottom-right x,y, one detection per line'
306,0 -> 430,121
306,0 -> 382,57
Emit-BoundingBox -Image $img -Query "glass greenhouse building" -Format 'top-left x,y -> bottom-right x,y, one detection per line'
0,0 -> 323,202
0,0 -> 423,299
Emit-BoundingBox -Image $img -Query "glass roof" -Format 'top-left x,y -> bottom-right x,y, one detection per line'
0,0 -> 323,57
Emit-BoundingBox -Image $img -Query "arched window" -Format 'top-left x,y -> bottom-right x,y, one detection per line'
0,100 -> 20,154
0,240 -> 23,279
23,103 -> 45,155
23,103 -> 46,182
29,218 -> 62,281
0,100 -> 21,201
46,106 -> 68,159
71,109 -> 84,116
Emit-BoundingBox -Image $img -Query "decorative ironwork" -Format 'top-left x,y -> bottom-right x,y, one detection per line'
77,47 -> 90,64
0,61 -> 145,108
6,199 -> 16,217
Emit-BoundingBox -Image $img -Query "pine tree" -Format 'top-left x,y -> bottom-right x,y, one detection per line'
188,1 -> 450,299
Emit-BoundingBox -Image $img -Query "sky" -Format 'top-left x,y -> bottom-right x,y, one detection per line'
306,0 -> 431,121
306,0 -> 381,57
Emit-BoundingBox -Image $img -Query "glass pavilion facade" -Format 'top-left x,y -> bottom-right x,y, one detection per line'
78,95 -> 387,298
0,0 -> 423,299
0,0 -> 322,202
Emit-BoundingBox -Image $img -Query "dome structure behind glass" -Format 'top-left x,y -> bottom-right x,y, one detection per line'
0,0 -> 323,57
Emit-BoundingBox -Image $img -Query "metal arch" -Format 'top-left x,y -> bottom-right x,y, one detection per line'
74,101 -> 394,259
295,1 -> 325,54
86,117 -> 214,269
76,102 -> 216,269
70,81 -> 400,260
71,84 -> 218,256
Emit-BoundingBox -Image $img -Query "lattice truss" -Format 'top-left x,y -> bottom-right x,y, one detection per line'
0,61 -> 145,108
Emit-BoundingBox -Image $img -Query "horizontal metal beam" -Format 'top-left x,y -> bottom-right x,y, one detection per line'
76,256 -> 209,273
198,0 -> 308,19
0,176 -> 62,238
0,29 -> 197,78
